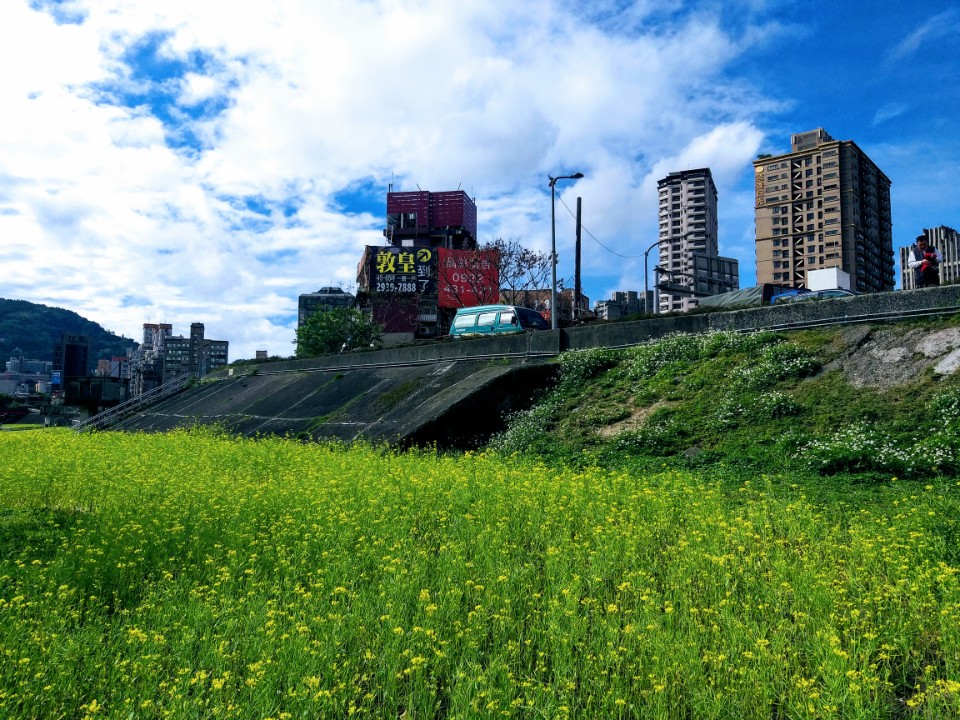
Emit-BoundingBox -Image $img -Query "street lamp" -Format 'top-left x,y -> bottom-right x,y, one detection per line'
549,172 -> 584,330
643,239 -> 661,315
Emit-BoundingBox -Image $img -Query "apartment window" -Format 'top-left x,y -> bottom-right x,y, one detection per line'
773,250 -> 782,257
773,272 -> 783,280
773,260 -> 781,268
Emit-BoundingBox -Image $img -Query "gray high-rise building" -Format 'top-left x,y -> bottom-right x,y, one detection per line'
754,128 -> 894,293
656,168 -> 736,312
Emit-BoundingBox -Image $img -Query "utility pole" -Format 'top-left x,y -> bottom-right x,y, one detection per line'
574,197 -> 582,319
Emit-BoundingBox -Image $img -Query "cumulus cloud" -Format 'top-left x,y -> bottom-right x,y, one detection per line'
1,0 -> 777,357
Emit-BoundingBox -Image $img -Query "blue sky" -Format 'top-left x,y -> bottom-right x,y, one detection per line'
1,0 -> 957,359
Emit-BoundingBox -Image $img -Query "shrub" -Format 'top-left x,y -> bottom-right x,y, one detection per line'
558,347 -> 623,385
798,421 -> 956,478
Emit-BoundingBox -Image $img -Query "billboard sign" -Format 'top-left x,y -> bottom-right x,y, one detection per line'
369,247 -> 436,295
437,248 -> 499,308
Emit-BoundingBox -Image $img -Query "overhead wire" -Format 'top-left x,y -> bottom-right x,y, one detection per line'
555,192 -> 650,260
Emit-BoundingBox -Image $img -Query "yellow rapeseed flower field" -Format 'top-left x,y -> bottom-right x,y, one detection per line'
0,428 -> 958,718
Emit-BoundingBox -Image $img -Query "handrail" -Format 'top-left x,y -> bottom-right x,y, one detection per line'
74,373 -> 196,432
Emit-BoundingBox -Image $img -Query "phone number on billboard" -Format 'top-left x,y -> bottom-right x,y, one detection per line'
376,280 -> 419,293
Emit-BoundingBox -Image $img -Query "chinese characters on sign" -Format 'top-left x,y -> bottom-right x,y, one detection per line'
372,247 -> 436,294
437,249 -> 500,308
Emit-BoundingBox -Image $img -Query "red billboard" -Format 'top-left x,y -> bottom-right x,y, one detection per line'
437,248 -> 499,308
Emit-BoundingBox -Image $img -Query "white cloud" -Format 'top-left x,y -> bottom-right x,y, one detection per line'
0,0 -> 869,358
888,8 -> 959,62
872,103 -> 909,126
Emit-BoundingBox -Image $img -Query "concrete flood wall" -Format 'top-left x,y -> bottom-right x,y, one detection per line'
120,286 -> 960,447
117,357 -> 557,449
562,285 -> 960,351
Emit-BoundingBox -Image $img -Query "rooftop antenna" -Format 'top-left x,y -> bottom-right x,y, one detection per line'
416,184 -> 422,191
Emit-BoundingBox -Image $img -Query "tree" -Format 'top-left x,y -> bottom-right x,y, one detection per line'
295,308 -> 383,358
488,238 -> 551,311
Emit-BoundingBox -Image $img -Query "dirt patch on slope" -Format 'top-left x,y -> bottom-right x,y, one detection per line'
597,401 -> 669,437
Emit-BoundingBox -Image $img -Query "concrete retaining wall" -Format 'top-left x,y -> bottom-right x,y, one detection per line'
216,286 -> 960,377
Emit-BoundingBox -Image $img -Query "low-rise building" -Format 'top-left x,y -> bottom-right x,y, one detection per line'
298,287 -> 356,327
595,291 -> 649,320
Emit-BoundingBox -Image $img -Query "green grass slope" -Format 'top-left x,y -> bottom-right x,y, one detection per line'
491,320 -> 960,485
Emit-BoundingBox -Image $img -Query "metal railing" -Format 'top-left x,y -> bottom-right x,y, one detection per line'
74,374 -> 196,432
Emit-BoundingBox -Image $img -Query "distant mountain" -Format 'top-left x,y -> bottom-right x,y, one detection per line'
0,298 -> 138,365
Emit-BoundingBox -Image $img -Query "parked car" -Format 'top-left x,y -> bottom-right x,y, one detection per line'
449,304 -> 550,339
772,288 -> 856,304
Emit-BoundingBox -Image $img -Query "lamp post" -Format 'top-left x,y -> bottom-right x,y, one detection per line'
549,172 -> 584,330
643,239 -> 661,315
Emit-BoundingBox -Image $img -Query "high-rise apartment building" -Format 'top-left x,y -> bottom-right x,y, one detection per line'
129,322 -> 228,395
754,128 -> 894,293
900,226 -> 960,290
657,169 -> 737,312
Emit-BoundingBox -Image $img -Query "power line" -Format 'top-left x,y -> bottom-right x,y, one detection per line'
555,192 -> 648,260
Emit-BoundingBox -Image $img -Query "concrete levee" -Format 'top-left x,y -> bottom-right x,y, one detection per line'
118,357 -> 557,449
218,286 -> 960,376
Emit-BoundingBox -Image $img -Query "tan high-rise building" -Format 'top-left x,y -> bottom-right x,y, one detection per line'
754,129 -> 894,293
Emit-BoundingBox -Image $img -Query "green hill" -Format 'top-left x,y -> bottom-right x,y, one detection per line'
0,298 -> 138,364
